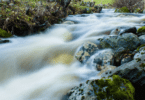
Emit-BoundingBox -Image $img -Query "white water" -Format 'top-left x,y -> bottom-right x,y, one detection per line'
0,9 -> 145,100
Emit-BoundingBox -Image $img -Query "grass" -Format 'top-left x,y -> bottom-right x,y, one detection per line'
83,0 -> 114,5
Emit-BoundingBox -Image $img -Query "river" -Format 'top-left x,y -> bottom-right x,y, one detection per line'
0,9 -> 145,100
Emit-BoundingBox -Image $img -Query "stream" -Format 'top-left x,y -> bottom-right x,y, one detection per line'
0,8 -> 145,100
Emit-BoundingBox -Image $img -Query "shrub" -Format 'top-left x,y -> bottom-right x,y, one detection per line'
112,0 -> 144,13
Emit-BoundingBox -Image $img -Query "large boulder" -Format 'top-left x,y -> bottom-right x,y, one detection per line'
99,33 -> 140,51
63,75 -> 135,100
101,46 -> 145,100
75,41 -> 102,63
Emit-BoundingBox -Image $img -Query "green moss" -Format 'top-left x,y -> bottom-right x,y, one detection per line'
115,6 -> 130,13
0,28 -> 12,38
136,58 -> 141,62
93,75 -> 135,100
137,26 -> 145,33
140,63 -> 145,69
136,44 -> 145,52
136,72 -> 142,78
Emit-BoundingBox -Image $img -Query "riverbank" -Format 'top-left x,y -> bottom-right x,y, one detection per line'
0,0 -> 103,38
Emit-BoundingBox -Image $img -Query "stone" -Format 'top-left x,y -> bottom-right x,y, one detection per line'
101,45 -> 145,100
110,28 -> 120,35
75,41 -> 101,63
92,49 -> 114,70
119,27 -> 137,35
63,75 -> 135,100
0,39 -> 10,44
139,35 -> 145,45
99,33 -> 140,51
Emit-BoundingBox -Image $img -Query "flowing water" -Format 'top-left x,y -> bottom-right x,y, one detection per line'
0,9 -> 145,100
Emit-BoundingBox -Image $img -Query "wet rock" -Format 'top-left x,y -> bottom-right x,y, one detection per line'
64,75 -> 135,100
92,49 -> 114,71
101,46 -> 145,100
121,55 -> 133,65
139,35 -> 145,45
75,41 -> 101,63
97,65 -> 116,76
99,33 -> 140,51
119,27 -> 137,35
0,39 -> 10,44
110,28 -> 120,35
114,47 -> 134,66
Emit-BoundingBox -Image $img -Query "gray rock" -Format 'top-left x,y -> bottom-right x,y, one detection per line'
99,33 -> 140,51
101,46 -> 145,100
121,55 -> 133,65
139,35 -> 145,45
92,49 -> 114,71
64,74 -> 134,100
110,28 -> 120,35
0,40 -> 10,44
119,27 -> 137,35
75,41 -> 101,63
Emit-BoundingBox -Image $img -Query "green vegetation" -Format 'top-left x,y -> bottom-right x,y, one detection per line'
93,75 -> 135,100
83,0 -> 114,5
137,26 -> 145,33
136,44 -> 145,52
115,6 -> 130,13
0,28 -> 12,38
140,63 -> 145,69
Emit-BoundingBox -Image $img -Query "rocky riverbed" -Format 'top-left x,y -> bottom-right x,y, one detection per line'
0,2 -> 145,100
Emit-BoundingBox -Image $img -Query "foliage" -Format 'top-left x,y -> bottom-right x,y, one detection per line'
111,0 -> 144,12
115,6 -> 130,13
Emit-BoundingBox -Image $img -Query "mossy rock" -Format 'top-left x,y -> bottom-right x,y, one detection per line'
95,75 -> 135,100
136,44 -> 145,52
133,8 -> 143,13
115,6 -> 130,13
0,28 -> 12,38
137,26 -> 145,33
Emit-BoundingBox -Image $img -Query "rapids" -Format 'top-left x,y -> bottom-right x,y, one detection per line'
0,8 -> 145,100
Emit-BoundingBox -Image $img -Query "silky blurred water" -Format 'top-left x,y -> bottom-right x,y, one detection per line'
0,9 -> 145,100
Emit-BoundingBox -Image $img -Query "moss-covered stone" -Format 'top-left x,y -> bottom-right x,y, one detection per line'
136,44 -> 145,52
140,63 -> 145,69
0,28 -> 12,38
115,6 -> 130,13
94,75 -> 135,100
137,26 -> 145,33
